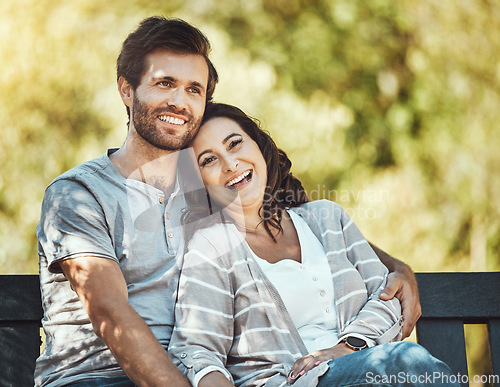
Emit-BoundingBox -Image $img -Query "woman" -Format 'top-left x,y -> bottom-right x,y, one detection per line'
169,103 -> 457,386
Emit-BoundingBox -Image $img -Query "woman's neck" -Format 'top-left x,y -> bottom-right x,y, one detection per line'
224,206 -> 290,239
227,210 -> 261,231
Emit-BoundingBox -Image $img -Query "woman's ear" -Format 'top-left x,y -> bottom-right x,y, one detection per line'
118,76 -> 133,108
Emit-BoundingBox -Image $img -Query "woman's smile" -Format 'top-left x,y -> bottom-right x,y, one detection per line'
225,169 -> 253,190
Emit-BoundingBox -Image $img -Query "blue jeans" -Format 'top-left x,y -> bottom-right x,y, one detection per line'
317,341 -> 460,386
69,375 -> 135,386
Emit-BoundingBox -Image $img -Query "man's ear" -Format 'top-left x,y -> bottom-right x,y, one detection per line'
118,76 -> 133,107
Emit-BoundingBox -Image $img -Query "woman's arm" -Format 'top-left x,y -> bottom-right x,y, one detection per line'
199,371 -> 234,387
168,229 -> 235,386
335,207 -> 402,344
369,242 -> 422,339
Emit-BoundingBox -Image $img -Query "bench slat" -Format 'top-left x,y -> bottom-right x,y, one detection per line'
0,323 -> 41,387
489,319 -> 500,380
0,275 -> 43,321
416,318 -> 468,386
415,272 -> 500,321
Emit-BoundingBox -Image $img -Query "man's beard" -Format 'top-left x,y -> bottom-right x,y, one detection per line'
132,95 -> 201,151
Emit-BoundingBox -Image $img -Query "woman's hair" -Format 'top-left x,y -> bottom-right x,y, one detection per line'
182,102 -> 308,242
117,16 -> 218,119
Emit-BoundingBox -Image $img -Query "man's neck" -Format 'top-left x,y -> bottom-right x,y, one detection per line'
110,136 -> 180,193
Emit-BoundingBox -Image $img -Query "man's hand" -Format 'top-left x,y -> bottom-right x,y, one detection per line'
287,343 -> 353,384
369,242 -> 422,339
379,268 -> 422,339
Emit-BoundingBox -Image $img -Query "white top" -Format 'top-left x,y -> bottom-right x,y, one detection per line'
253,210 -> 339,353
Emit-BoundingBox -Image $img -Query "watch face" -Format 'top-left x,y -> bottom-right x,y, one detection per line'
347,337 -> 366,348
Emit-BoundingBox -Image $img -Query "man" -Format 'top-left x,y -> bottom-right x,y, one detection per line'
35,16 -> 420,387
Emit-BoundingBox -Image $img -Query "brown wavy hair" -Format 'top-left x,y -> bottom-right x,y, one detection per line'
182,102 -> 308,242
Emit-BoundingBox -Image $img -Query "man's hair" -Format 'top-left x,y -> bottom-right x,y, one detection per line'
117,16 -> 218,115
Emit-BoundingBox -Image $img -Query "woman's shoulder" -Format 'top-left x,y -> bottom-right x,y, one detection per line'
292,199 -> 344,216
290,200 -> 351,235
186,222 -> 246,257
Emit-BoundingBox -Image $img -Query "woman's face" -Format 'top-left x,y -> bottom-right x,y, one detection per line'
191,117 -> 268,214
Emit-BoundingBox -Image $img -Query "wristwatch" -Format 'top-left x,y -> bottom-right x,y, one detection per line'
343,336 -> 368,351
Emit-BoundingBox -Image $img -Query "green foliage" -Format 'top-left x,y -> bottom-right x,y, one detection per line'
1,0 -> 499,277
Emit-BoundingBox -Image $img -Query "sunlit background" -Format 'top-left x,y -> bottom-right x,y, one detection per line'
1,0 -> 499,383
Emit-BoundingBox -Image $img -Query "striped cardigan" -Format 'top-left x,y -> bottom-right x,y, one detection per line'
169,200 -> 402,386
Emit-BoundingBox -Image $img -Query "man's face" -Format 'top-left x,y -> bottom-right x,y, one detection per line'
130,49 -> 208,151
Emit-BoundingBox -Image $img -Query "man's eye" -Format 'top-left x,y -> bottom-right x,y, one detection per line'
188,87 -> 201,94
159,81 -> 172,87
200,156 -> 216,167
229,139 -> 243,150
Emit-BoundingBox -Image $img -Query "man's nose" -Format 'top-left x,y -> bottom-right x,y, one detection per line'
167,88 -> 187,110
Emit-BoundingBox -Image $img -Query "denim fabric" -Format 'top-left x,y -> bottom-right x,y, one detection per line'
316,342 -> 459,387
69,375 -> 134,386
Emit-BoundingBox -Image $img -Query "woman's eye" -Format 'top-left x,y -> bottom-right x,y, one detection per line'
200,156 -> 216,167
229,138 -> 243,150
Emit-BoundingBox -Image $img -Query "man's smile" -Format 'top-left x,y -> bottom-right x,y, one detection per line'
158,115 -> 186,125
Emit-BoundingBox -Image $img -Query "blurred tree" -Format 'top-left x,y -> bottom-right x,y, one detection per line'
1,0 -> 499,275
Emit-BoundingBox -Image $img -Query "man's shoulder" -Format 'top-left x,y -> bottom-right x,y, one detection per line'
49,149 -> 120,189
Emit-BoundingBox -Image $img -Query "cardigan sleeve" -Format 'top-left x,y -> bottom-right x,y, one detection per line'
336,205 -> 403,345
168,227 -> 236,385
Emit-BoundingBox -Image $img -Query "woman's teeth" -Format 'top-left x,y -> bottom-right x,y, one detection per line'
227,170 -> 251,188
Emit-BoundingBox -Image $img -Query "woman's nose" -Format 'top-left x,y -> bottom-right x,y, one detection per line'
223,157 -> 239,172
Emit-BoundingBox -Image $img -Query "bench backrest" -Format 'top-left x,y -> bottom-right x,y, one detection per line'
1,273 -> 499,386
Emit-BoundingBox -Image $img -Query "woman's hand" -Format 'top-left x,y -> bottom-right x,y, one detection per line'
286,343 -> 354,384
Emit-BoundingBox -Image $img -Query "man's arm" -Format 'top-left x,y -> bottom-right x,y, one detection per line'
369,242 -> 422,339
60,257 -> 190,387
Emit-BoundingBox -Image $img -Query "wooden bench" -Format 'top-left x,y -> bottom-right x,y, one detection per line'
1,272 -> 499,386
415,272 -> 499,386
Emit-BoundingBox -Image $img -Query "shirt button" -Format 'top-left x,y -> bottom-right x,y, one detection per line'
165,213 -> 170,220
180,353 -> 187,359
168,232 -> 174,238
159,197 -> 164,204
320,290 -> 326,297
312,276 -> 318,281
326,307 -> 332,313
